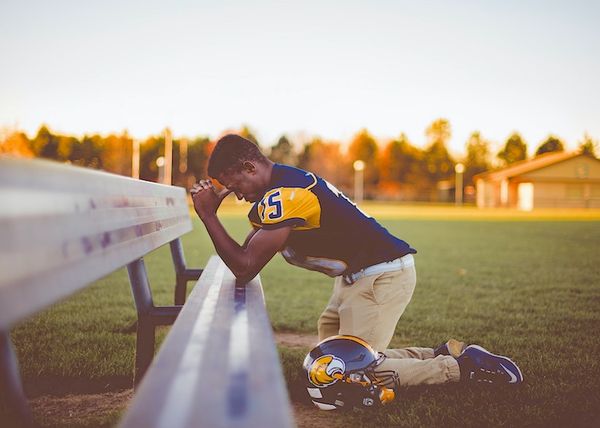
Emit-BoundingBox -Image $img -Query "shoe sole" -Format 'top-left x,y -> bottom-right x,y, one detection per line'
465,345 -> 524,384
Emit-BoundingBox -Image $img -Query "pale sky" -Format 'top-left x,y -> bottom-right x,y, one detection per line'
1,0 -> 599,156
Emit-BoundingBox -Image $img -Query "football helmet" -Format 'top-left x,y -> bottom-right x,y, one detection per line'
302,335 -> 399,410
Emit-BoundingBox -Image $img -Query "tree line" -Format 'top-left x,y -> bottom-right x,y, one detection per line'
1,120 -> 597,202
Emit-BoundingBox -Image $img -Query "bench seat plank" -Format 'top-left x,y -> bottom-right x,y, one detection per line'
0,158 -> 191,329
120,256 -> 295,428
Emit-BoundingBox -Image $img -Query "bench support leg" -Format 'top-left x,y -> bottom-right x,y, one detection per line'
0,330 -> 34,427
127,258 -> 183,388
174,275 -> 188,307
134,315 -> 155,388
169,239 -> 202,305
127,258 -> 156,388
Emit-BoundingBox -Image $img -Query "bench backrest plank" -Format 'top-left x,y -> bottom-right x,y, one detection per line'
0,158 -> 191,329
120,256 -> 295,428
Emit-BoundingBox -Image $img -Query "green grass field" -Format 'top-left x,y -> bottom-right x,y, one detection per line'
5,203 -> 600,427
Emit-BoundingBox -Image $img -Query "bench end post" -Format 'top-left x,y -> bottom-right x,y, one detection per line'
133,316 -> 155,388
0,331 -> 34,427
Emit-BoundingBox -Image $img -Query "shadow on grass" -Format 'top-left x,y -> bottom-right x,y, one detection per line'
23,376 -> 133,398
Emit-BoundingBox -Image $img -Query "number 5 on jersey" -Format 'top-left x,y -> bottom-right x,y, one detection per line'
259,190 -> 283,221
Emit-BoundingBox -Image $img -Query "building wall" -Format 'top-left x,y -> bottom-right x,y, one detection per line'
508,180 -> 520,208
476,179 -> 501,207
520,155 -> 600,181
504,179 -> 600,208
537,181 -> 600,208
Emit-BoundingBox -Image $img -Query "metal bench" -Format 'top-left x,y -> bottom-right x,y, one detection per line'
0,157 -> 294,427
120,256 -> 294,428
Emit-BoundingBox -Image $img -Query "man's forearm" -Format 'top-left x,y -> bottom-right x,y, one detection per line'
201,214 -> 254,280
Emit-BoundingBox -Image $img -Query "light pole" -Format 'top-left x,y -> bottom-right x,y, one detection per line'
156,156 -> 165,184
132,139 -> 140,179
455,163 -> 465,206
353,160 -> 365,204
179,138 -> 188,174
164,128 -> 173,185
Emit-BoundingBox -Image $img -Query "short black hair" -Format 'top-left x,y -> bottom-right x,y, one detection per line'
207,134 -> 268,178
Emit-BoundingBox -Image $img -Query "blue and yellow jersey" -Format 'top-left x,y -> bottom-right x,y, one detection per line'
248,164 -> 416,277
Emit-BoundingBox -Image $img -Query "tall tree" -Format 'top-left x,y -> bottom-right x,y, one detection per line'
32,125 -> 59,159
535,135 -> 564,156
347,129 -> 380,191
464,131 -> 491,185
424,118 -> 454,182
77,135 -> 104,169
378,133 -> 426,199
57,135 -> 79,162
379,133 -> 423,184
269,135 -> 296,165
497,132 -> 527,166
139,136 -> 163,181
298,137 -> 347,190
187,136 -> 212,181
0,130 -> 33,157
578,133 -> 598,158
101,132 -> 133,176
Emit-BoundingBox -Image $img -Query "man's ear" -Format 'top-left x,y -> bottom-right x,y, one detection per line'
241,161 -> 256,174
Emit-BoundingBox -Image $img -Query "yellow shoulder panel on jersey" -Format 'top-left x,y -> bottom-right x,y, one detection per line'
258,187 -> 321,230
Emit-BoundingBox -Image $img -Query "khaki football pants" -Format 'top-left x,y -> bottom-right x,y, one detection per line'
317,262 -> 460,386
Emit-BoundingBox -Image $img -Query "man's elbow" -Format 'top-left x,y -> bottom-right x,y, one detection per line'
231,264 -> 260,284
232,269 -> 259,285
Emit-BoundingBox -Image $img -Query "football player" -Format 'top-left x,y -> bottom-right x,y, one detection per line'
191,134 -> 522,390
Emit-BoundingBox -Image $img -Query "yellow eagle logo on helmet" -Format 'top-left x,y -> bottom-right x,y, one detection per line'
308,354 -> 346,387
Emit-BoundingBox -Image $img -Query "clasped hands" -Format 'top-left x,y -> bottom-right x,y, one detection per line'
190,179 -> 232,220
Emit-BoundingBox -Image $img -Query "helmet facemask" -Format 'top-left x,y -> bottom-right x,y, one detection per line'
338,352 -> 399,390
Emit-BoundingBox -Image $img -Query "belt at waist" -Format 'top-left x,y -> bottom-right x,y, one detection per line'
342,253 -> 414,285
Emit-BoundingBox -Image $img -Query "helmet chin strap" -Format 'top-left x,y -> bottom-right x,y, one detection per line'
335,373 -> 396,406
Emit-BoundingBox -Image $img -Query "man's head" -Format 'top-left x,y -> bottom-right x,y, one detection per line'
207,134 -> 272,203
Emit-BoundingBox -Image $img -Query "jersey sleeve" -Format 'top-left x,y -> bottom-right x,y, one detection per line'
248,203 -> 262,229
257,187 -> 321,230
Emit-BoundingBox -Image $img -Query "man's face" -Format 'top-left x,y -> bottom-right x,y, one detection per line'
216,166 -> 266,203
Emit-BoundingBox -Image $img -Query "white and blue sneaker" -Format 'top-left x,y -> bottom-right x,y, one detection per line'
457,345 -> 524,385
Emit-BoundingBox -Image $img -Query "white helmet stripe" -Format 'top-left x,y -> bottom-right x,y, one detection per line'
312,401 -> 337,411
307,388 -> 323,399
